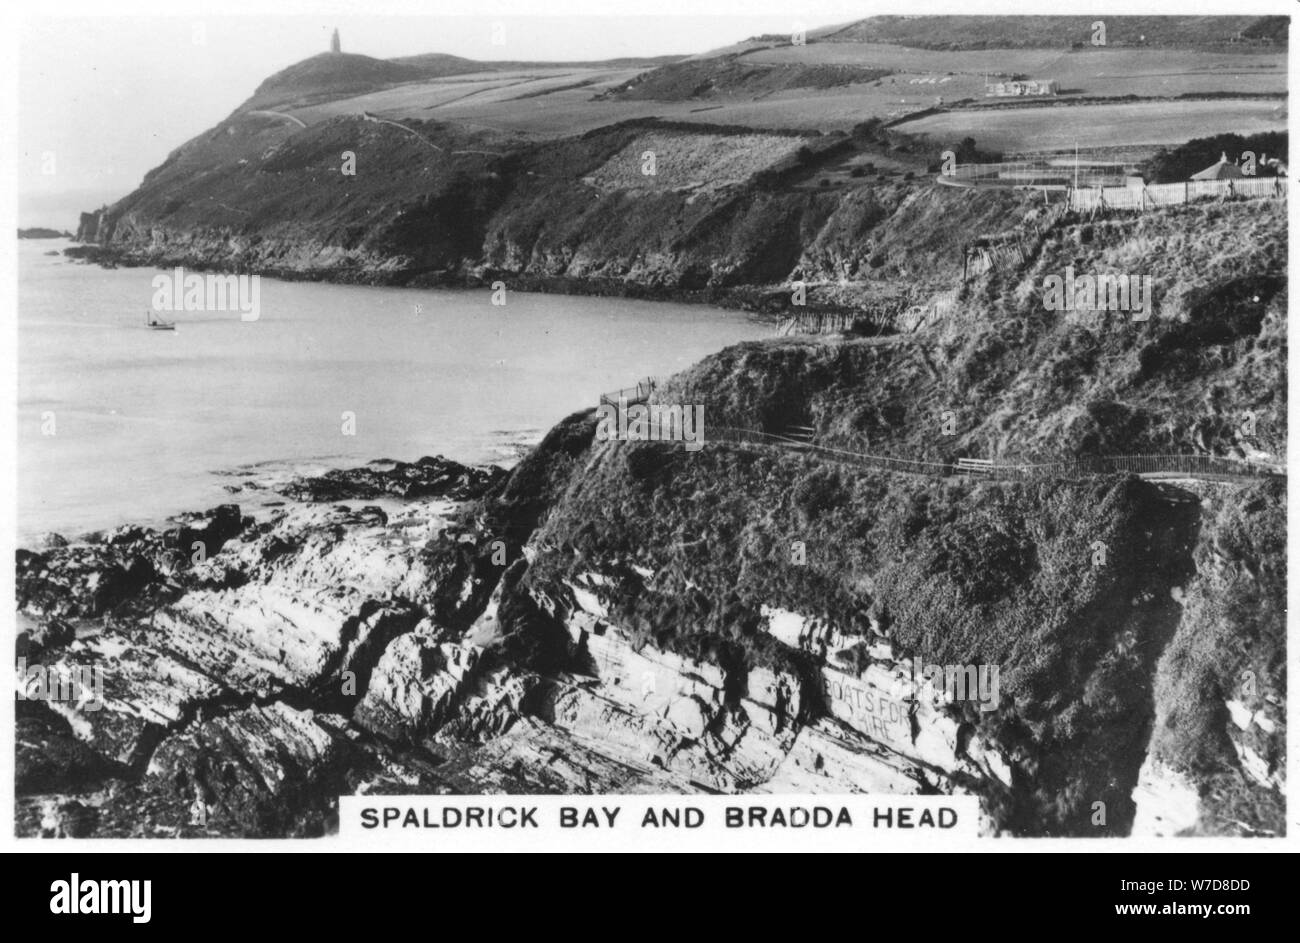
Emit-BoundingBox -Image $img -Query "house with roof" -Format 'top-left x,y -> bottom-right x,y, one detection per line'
1190,153 -> 1245,181
985,79 -> 1058,97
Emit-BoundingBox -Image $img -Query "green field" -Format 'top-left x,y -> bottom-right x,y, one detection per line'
900,99 -> 1287,153
241,19 -> 1285,153
584,131 -> 805,193
749,44 -> 1285,97
292,67 -> 644,126
808,14 -> 1285,49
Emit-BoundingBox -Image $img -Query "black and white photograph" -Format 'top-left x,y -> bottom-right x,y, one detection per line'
5,0 -> 1291,865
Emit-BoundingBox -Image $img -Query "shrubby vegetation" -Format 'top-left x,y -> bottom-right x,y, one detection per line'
1143,132 -> 1287,183
607,55 -> 891,102
655,199 -> 1286,464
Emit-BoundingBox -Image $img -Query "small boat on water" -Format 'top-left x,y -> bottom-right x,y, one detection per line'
145,311 -> 176,331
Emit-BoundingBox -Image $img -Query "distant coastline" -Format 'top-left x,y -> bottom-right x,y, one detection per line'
18,227 -> 73,239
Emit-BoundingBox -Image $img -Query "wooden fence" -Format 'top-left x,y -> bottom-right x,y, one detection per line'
1068,176 -> 1287,212
963,243 -> 1025,280
599,377 -> 658,408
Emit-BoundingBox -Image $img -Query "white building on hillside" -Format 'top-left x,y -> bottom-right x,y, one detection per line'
986,79 -> 1058,97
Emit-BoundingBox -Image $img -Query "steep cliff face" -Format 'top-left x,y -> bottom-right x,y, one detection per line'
656,200 -> 1286,464
75,105 -> 1038,306
1137,480 -> 1286,835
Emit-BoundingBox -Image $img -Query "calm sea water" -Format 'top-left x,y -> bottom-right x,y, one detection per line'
18,240 -> 767,543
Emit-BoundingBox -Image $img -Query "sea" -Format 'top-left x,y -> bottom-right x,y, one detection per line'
17,239 -> 768,544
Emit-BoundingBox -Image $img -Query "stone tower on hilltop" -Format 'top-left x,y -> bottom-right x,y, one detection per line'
330,28 -> 341,54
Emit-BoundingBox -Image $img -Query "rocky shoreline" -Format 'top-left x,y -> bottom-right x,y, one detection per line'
16,455 -> 507,836
61,243 -> 864,320
16,441 -> 1023,837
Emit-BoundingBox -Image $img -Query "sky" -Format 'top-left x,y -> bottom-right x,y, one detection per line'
17,11 -> 856,228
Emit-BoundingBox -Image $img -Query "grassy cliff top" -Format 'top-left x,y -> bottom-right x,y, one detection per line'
814,15 -> 1287,50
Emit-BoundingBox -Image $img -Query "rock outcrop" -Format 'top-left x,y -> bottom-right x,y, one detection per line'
14,456 -> 523,836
